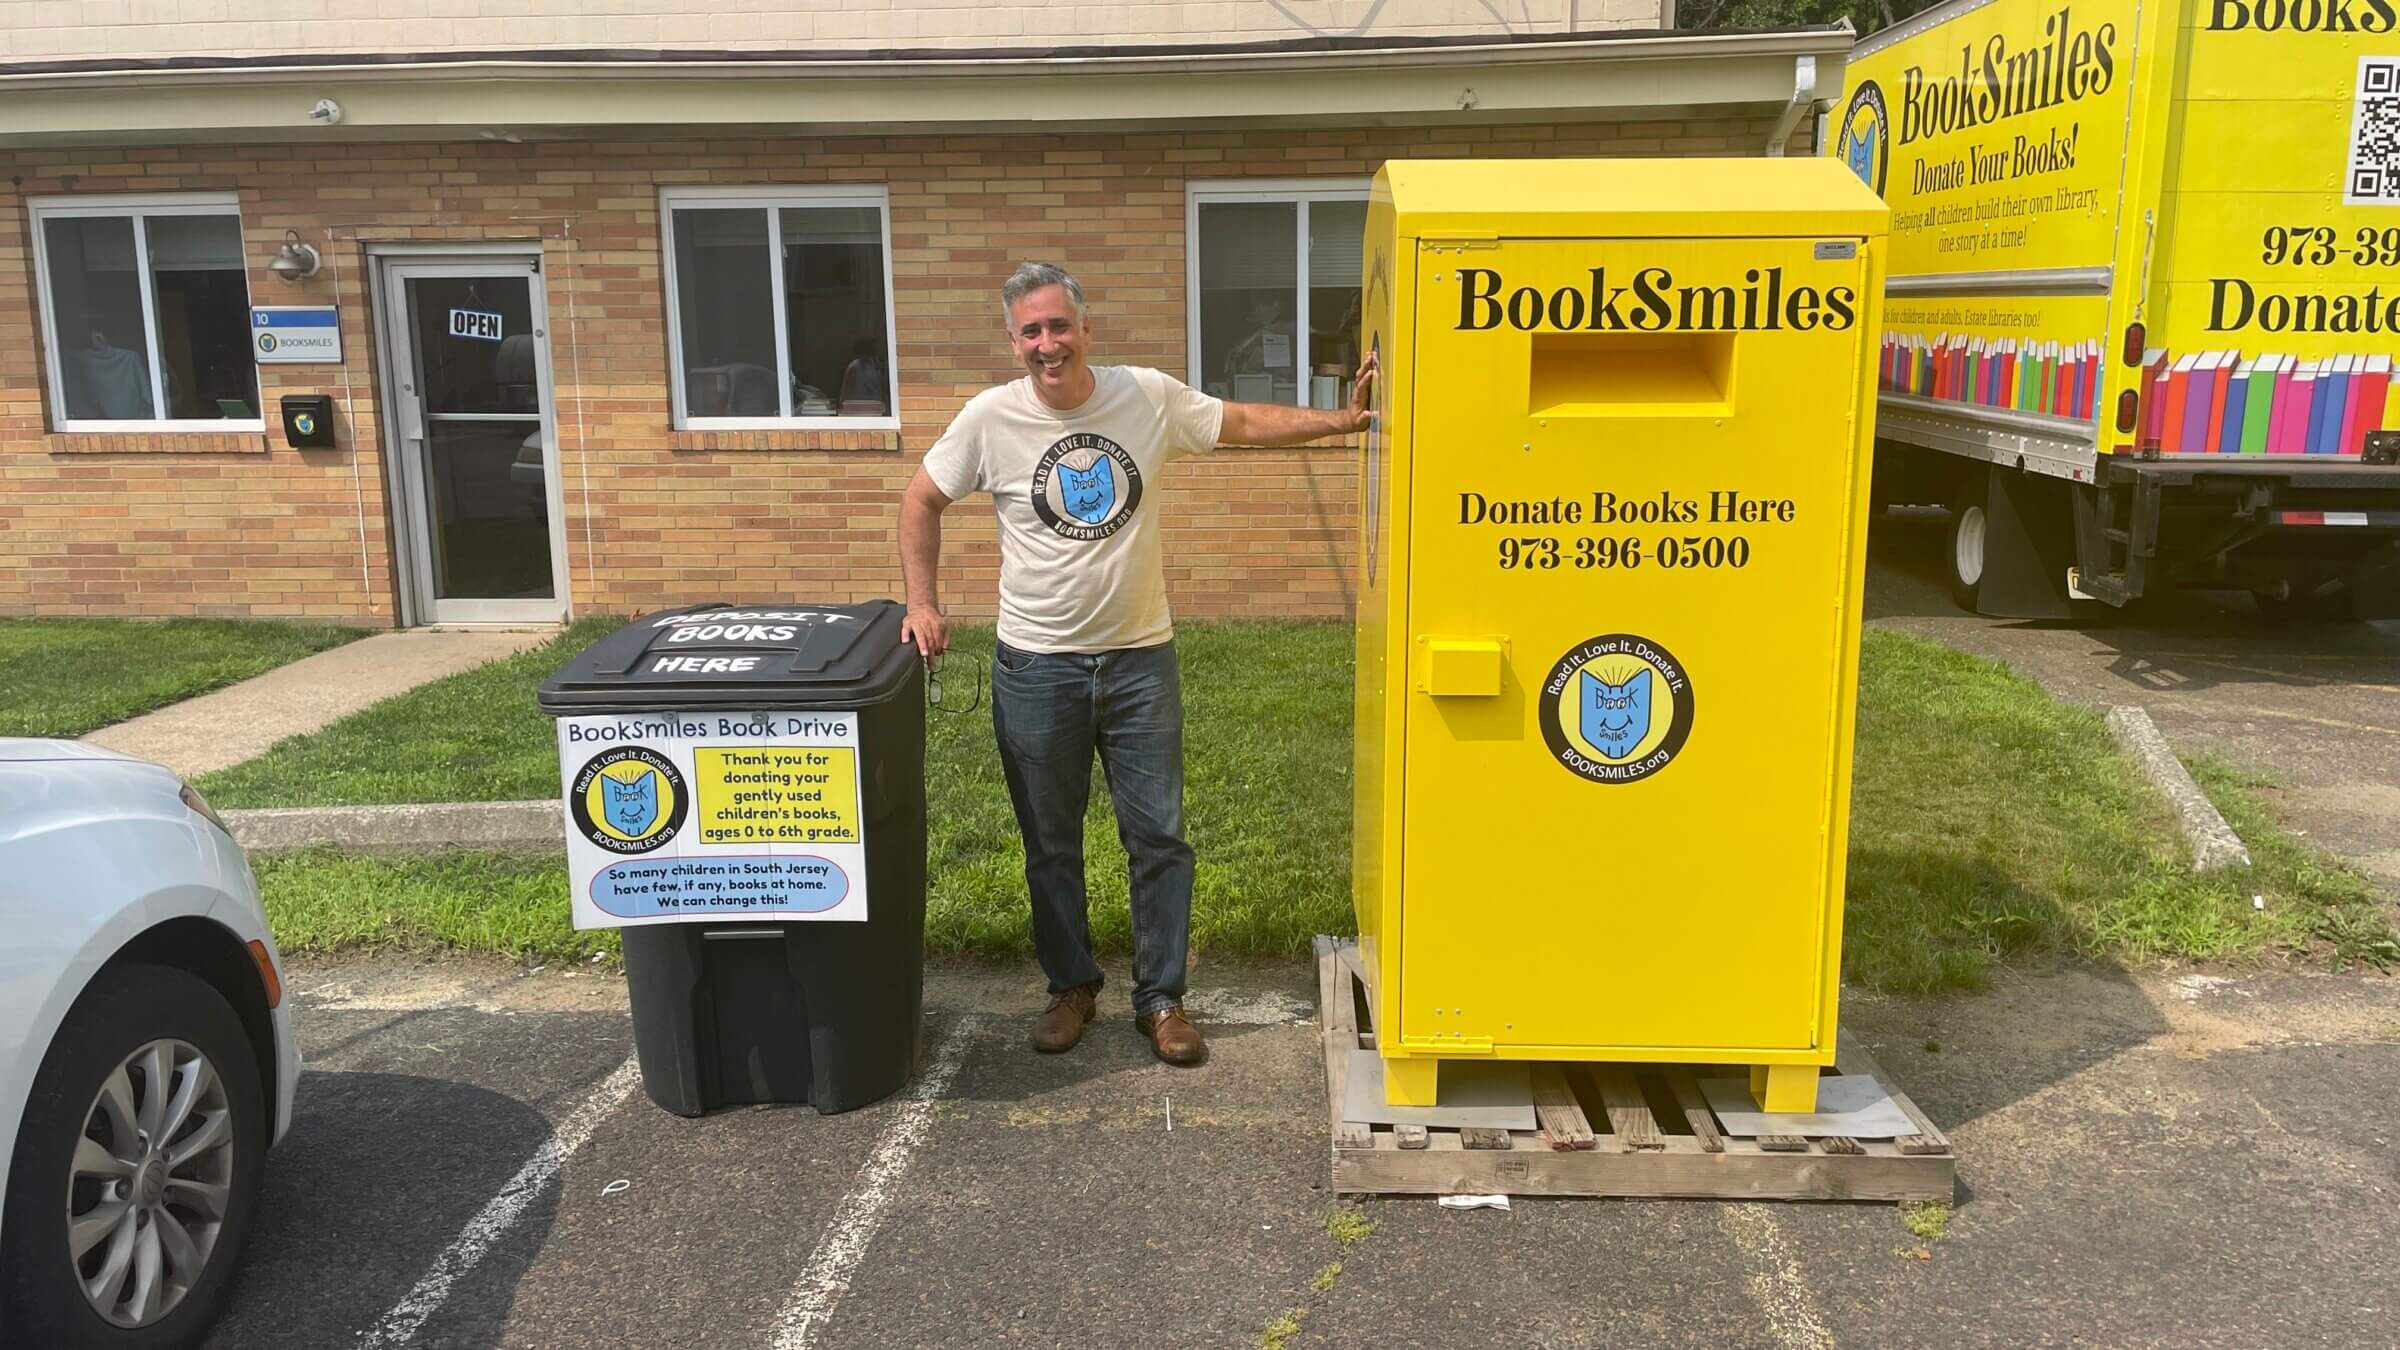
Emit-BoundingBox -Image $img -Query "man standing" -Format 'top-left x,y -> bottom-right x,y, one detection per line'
898,262 -> 1374,1065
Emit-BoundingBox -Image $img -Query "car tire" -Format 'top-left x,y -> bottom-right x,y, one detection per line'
1,965 -> 266,1350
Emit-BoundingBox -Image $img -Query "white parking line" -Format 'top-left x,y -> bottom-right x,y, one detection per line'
770,1016 -> 981,1350
357,1055 -> 641,1349
1719,1204 -> 1835,1350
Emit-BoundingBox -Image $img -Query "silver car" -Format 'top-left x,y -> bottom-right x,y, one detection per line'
0,741 -> 299,1349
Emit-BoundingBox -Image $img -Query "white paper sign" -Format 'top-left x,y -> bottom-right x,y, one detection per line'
555,709 -> 870,929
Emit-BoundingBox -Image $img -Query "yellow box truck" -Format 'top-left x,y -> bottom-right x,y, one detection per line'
1350,159 -> 1887,1113
1830,0 -> 2400,618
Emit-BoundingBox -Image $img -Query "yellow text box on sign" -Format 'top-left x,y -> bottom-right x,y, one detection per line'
693,745 -> 861,848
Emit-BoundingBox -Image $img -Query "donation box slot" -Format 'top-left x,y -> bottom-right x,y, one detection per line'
1398,233 -> 1875,1056
1528,330 -> 1736,418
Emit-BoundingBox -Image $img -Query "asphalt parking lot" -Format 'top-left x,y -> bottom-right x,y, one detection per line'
195,511 -> 2400,1349
209,954 -> 2400,1350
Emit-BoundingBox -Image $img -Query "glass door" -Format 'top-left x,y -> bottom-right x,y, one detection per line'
378,255 -> 566,624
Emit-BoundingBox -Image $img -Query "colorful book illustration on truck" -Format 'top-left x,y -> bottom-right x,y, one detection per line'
2132,349 -> 2389,455
1881,335 -> 2394,456
1880,334 -> 2103,422
1830,0 -> 2400,618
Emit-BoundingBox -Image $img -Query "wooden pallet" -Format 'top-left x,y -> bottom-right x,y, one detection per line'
1315,937 -> 1955,1202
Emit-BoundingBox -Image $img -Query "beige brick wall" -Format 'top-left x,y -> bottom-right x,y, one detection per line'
0,0 -> 1665,62
0,115 -> 1805,625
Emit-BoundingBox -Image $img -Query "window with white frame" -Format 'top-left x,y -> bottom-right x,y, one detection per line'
1187,180 -> 1371,411
661,186 -> 898,428
31,194 -> 260,430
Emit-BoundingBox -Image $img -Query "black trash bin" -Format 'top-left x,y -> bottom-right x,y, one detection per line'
537,600 -> 925,1115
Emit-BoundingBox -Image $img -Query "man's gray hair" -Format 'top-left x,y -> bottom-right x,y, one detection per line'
1001,261 -> 1086,327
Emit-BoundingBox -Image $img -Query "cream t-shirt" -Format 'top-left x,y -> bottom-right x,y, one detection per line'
923,365 -> 1225,653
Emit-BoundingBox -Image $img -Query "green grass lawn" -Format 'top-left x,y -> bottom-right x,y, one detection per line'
258,849 -> 619,967
198,617 -> 620,807
248,620 -> 2395,992
0,616 -> 362,739
917,623 -> 1354,958
1842,634 -> 2391,990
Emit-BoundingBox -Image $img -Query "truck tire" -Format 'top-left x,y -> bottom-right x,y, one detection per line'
1946,470 -> 1989,610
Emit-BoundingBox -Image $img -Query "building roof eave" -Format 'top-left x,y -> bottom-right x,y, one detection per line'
0,29 -> 1853,148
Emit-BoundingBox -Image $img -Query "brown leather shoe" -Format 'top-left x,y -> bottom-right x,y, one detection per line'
1136,1004 -> 1207,1066
1031,983 -> 1099,1053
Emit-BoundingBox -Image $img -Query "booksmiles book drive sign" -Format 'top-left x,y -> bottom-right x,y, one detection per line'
554,709 -> 870,929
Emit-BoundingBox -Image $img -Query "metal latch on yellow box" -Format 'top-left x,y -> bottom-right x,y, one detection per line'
1420,232 -> 1498,252
1416,636 -> 1508,696
1399,1035 -> 1495,1055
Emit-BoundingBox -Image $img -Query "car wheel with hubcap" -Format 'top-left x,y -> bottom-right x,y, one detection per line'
1,965 -> 264,1350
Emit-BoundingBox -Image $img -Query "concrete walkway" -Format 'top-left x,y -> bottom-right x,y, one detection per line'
85,628 -> 553,778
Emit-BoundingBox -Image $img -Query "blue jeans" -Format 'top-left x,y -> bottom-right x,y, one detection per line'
990,638 -> 1193,1017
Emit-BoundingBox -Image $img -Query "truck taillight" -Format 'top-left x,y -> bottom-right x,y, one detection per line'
2121,323 -> 2146,366
2117,388 -> 2139,433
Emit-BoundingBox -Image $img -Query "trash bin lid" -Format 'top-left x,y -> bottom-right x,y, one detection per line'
537,600 -> 918,713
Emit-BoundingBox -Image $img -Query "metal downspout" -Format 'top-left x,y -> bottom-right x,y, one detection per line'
1765,53 -> 1817,157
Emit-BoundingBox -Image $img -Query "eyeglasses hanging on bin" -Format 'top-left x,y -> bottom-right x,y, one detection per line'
926,652 -> 987,716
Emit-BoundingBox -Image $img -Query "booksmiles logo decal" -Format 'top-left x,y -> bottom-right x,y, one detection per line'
1538,634 -> 1695,785
1030,433 -> 1144,541
569,747 -> 688,854
1838,80 -> 1890,196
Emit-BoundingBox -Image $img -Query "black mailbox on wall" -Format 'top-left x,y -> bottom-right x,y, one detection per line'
281,395 -> 336,449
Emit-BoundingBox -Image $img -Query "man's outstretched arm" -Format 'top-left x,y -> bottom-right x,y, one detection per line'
1216,350 -> 1377,448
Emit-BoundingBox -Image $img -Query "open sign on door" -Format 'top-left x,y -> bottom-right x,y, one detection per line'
449,308 -> 504,341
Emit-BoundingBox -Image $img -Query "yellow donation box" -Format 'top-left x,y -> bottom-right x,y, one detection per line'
1351,159 -> 1889,1113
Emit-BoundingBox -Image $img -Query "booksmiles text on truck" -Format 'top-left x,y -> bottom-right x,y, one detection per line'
1829,0 -> 2400,620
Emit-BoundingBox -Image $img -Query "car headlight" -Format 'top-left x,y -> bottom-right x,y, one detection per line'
180,781 -> 234,837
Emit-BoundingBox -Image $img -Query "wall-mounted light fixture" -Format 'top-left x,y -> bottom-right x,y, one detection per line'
269,229 -> 321,283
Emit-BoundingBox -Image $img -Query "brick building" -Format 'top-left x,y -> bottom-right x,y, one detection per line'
0,1 -> 1847,626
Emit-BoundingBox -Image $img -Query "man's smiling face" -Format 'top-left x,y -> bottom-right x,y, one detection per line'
1007,283 -> 1092,408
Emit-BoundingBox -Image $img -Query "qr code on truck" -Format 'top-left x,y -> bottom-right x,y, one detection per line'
2349,57 -> 2400,206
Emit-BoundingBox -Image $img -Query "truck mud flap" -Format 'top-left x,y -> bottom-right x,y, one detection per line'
2350,542 -> 2400,620
1975,469 -> 2076,620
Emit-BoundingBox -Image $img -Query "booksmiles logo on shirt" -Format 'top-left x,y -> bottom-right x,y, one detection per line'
1030,432 -> 1145,541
